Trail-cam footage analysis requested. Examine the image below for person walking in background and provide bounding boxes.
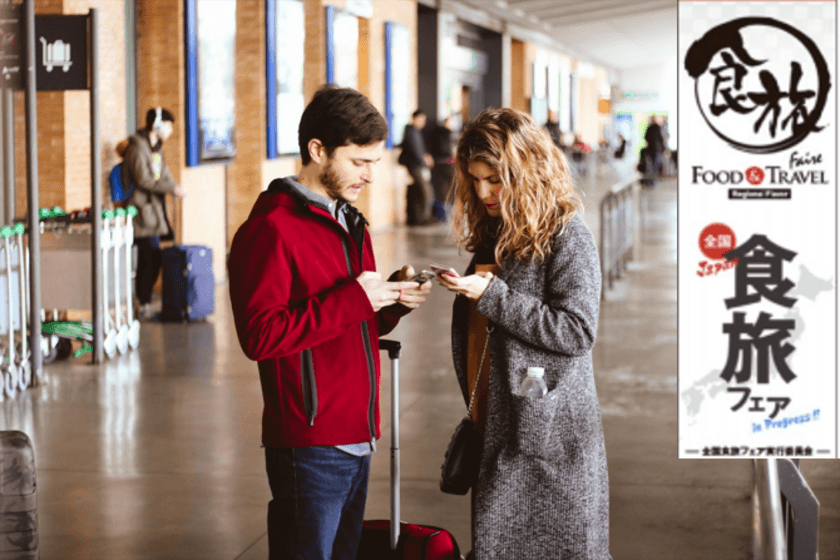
[398,109,436,225]
[427,113,457,222]
[613,133,627,159]
[123,107,184,321]
[643,115,665,176]
[437,108,610,560]
[227,85,432,560]
[543,109,562,149]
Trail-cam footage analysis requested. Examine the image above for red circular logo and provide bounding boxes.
[745,166,765,185]
[699,223,736,260]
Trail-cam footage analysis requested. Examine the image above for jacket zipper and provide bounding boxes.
[300,348,317,426]
[341,237,377,443]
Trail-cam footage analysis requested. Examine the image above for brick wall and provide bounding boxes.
[303,0,328,102]
[226,0,266,247]
[365,0,416,230]
[510,39,527,114]
[180,164,227,284]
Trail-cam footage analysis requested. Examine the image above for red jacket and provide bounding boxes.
[228,178,406,448]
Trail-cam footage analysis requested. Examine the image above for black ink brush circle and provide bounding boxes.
[686,17,831,154]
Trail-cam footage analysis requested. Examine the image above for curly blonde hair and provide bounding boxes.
[449,108,582,264]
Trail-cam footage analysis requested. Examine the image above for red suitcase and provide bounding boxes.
[356,340,461,560]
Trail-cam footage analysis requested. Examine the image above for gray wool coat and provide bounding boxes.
[451,216,609,560]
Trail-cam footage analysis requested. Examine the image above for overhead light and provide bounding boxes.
[494,0,508,8]
[513,8,525,17]
[542,22,551,31]
[528,15,539,24]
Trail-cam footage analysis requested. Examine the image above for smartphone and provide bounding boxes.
[406,270,435,285]
[430,263,460,278]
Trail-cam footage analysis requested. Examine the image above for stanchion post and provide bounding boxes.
[23,0,41,381]
[89,8,103,364]
[2,88,13,225]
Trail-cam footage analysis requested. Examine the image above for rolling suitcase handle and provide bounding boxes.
[379,339,401,551]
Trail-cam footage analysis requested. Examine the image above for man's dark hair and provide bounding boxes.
[412,109,425,119]
[145,108,175,130]
[298,85,389,165]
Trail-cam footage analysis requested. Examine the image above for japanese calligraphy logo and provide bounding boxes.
[685,17,831,154]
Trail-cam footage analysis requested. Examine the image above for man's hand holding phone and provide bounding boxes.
[393,265,433,310]
[356,271,424,312]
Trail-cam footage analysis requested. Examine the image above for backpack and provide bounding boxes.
[109,162,135,203]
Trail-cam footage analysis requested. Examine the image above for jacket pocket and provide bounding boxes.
[511,390,561,458]
[300,349,318,426]
[138,201,156,229]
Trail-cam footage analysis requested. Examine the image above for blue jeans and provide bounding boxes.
[265,446,370,560]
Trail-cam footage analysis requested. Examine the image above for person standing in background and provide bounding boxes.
[543,109,562,149]
[398,110,436,225]
[123,107,184,321]
[427,113,457,222]
[643,115,665,176]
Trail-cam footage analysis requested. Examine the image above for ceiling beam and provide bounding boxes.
[534,0,673,19]
[544,2,674,26]
[503,0,585,10]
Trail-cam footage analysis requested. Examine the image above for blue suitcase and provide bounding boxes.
[161,245,214,321]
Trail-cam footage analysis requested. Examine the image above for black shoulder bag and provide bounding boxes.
[440,325,493,495]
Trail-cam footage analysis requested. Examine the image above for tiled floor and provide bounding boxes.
[1,166,838,559]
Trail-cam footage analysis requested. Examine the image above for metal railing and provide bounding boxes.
[753,458,819,560]
[599,173,641,297]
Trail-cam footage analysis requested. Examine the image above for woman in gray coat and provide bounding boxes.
[437,108,609,560]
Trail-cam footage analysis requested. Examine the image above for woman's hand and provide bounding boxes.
[437,271,493,302]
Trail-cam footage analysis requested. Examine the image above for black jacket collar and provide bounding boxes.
[267,178,370,261]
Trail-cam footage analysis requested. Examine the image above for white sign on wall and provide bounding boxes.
[387,22,411,147]
[344,0,373,19]
[678,1,836,459]
[275,0,305,155]
[333,10,358,90]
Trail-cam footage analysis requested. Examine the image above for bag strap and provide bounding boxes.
[466,324,493,417]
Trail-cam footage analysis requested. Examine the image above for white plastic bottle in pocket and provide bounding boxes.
[519,367,548,398]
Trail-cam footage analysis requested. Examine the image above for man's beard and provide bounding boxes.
[319,159,347,202]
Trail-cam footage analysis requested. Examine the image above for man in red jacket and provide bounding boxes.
[228,85,432,560]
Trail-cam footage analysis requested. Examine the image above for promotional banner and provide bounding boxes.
[678,1,836,458]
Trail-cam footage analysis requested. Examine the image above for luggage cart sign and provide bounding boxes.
[34,15,88,91]
[678,1,837,458]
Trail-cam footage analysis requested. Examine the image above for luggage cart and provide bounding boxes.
[39,206,138,361]
[0,224,34,398]
[111,208,129,355]
[10,224,32,393]
[0,226,19,399]
[100,209,117,359]
[123,206,140,350]
[41,309,73,365]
